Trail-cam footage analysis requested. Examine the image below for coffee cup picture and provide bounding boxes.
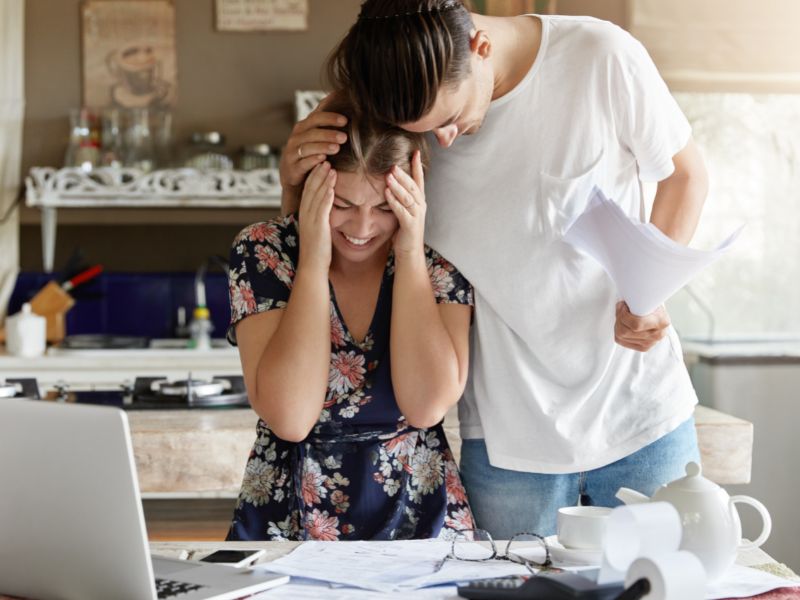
[81,1,177,109]
[106,45,169,108]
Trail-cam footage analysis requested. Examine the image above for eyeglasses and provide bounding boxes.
[437,528,556,574]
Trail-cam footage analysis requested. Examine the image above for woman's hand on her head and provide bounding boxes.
[298,162,336,273]
[385,150,427,260]
[279,100,348,201]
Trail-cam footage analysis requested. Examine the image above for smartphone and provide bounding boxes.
[199,549,266,568]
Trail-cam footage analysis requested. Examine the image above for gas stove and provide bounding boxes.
[0,375,249,410]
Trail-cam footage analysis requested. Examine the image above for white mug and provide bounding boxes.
[557,506,612,549]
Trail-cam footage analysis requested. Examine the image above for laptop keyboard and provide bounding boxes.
[155,577,208,599]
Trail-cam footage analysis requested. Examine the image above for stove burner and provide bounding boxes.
[150,378,230,398]
[133,376,248,408]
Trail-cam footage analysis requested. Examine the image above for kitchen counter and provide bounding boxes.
[0,346,241,387]
[132,404,753,496]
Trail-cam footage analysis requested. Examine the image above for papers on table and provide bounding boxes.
[252,540,528,593]
[250,539,799,599]
[562,186,743,316]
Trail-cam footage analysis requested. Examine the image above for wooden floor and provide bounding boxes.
[143,498,237,541]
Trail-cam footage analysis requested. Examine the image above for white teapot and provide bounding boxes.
[616,462,771,582]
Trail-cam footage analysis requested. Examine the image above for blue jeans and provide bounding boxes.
[459,418,700,539]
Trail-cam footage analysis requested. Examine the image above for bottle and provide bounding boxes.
[188,306,213,350]
[5,303,47,358]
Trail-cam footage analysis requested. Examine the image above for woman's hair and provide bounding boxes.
[327,0,474,126]
[323,94,429,177]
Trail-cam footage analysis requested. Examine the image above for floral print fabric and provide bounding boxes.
[226,215,475,541]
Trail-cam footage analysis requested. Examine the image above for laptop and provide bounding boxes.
[0,399,288,600]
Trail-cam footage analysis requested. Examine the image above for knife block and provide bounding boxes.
[29,281,75,343]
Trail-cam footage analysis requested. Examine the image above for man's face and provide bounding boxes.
[400,58,493,148]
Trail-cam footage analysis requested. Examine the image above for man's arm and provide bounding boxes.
[615,137,709,352]
[649,138,708,244]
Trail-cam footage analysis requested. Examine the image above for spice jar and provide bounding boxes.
[238,144,278,171]
[183,132,233,170]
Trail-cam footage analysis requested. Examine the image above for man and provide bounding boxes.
[280,0,709,538]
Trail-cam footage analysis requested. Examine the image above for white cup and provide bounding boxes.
[557,506,612,550]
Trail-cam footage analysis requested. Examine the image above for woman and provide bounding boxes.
[226,100,475,541]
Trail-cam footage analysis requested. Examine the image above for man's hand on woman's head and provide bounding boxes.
[279,97,348,214]
[614,302,671,352]
[385,150,427,259]
[298,161,336,273]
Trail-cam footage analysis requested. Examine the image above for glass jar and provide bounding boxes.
[238,144,278,171]
[64,108,100,172]
[99,108,123,168]
[183,132,233,170]
[123,107,156,172]
[153,110,174,169]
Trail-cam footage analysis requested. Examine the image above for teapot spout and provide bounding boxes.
[615,487,650,505]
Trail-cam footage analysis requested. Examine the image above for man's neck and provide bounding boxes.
[472,13,543,101]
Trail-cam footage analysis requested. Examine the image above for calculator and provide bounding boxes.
[457,573,625,600]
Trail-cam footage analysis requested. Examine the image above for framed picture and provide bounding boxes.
[82,0,177,109]
[215,0,309,32]
[471,0,556,16]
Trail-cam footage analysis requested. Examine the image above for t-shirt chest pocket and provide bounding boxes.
[537,148,605,241]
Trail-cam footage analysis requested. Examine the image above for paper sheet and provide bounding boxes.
[254,540,528,593]
[562,186,743,316]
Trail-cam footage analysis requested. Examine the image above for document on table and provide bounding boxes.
[253,540,529,593]
[562,186,743,316]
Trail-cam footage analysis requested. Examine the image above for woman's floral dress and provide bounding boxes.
[226,215,476,541]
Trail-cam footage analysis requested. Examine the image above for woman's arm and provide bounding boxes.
[237,163,338,442]
[236,267,330,442]
[385,151,471,428]
[390,261,471,428]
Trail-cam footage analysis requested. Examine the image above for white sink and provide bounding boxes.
[148,338,230,350]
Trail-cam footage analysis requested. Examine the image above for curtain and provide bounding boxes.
[0,0,24,323]
[629,0,800,92]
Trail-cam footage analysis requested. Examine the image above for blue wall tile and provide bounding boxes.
[8,272,232,340]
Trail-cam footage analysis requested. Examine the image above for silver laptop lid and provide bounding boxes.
[0,399,156,600]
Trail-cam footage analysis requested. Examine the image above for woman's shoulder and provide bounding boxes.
[233,214,299,250]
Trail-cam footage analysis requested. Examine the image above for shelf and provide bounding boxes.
[24,167,283,271]
[25,166,282,208]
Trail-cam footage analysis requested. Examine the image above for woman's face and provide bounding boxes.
[329,170,399,264]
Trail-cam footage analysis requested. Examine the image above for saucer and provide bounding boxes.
[545,535,603,566]
[111,80,169,108]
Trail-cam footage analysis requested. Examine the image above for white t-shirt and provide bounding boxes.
[424,15,698,473]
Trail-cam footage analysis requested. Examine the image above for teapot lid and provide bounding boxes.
[665,462,719,493]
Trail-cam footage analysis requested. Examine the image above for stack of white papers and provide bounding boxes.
[253,540,529,594]
[562,187,743,316]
